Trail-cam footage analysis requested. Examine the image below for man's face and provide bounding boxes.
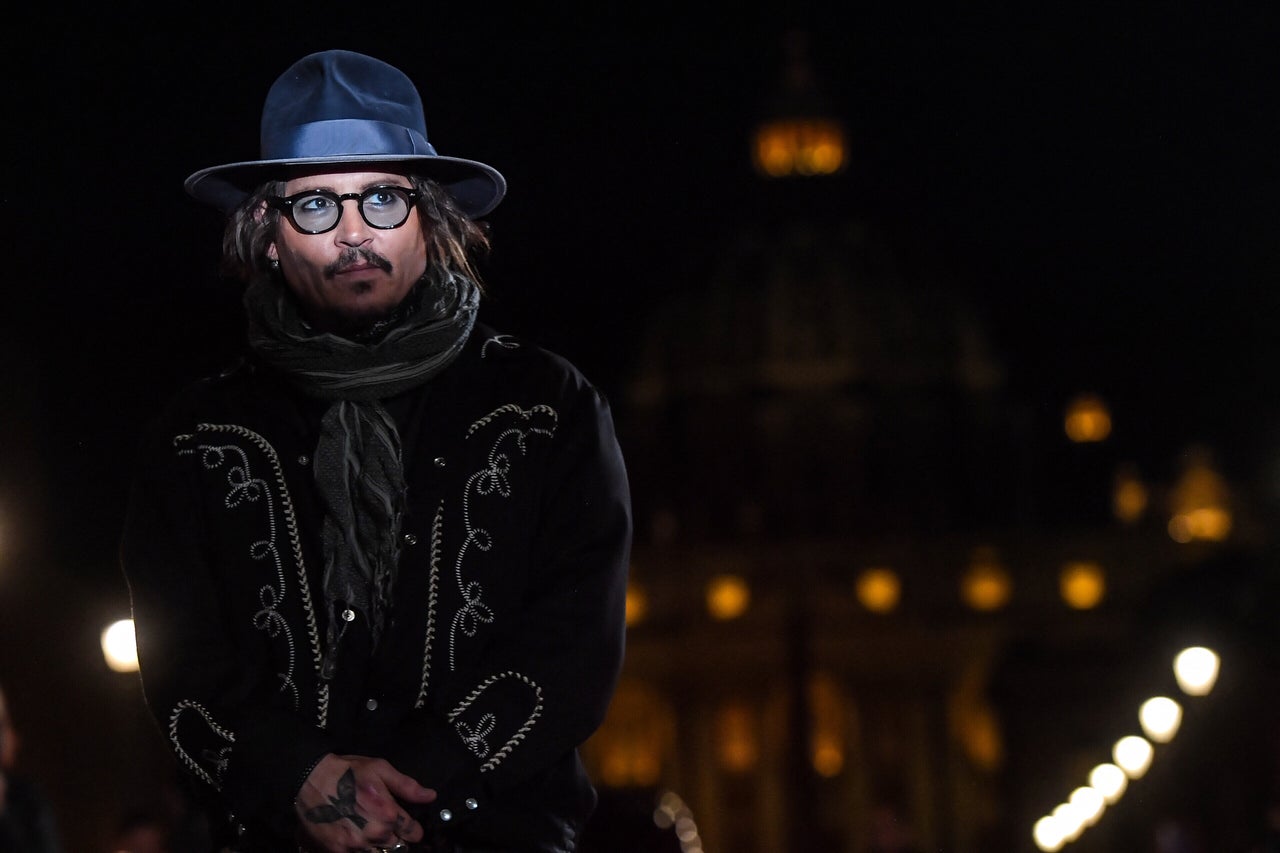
[268,170,428,333]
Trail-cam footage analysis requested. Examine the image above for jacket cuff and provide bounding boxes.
[379,714,490,831]
[222,718,333,838]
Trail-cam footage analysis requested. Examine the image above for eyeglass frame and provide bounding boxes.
[266,185,421,235]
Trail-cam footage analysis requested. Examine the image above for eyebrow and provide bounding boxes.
[293,177,411,194]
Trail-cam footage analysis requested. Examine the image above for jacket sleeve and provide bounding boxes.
[382,377,632,833]
[120,405,334,839]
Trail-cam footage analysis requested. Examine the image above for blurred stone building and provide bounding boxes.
[577,36,1276,853]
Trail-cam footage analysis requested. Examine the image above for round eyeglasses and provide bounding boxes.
[267,185,420,234]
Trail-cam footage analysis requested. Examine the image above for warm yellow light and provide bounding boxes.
[1033,815,1066,852]
[625,583,648,627]
[716,696,752,768]
[1070,785,1106,826]
[1112,465,1149,523]
[808,674,847,776]
[1113,735,1154,778]
[958,706,1003,770]
[1168,507,1232,543]
[101,619,139,673]
[633,752,661,785]
[587,681,673,788]
[1168,448,1232,542]
[855,567,901,613]
[1052,802,1085,842]
[1064,393,1111,442]
[1089,763,1128,804]
[705,574,750,620]
[1138,696,1182,743]
[960,549,1011,611]
[752,118,846,178]
[715,703,759,772]
[1174,646,1220,696]
[812,738,844,777]
[1059,561,1105,610]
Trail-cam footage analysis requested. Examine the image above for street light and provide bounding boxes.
[1088,762,1128,804]
[1139,696,1182,743]
[1069,785,1105,826]
[1112,735,1154,778]
[1173,646,1219,696]
[101,619,139,673]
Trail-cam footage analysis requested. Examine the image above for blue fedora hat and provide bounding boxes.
[184,50,506,217]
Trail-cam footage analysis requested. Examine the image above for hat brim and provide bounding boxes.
[184,154,506,218]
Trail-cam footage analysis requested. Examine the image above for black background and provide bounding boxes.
[1,5,1279,849]
[4,3,1279,583]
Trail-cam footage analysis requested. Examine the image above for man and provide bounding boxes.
[121,50,632,853]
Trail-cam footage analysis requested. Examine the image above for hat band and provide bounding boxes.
[263,118,438,160]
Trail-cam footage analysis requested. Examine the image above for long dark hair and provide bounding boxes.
[220,175,492,289]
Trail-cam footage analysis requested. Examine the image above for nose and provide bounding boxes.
[334,198,374,246]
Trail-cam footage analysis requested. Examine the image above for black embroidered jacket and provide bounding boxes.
[121,325,632,850]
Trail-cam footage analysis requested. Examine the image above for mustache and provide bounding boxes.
[324,247,393,278]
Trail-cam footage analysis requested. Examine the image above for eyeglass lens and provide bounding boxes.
[289,187,413,232]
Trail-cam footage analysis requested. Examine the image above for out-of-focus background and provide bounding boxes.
[2,5,1278,852]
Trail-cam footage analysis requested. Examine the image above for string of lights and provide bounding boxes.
[1031,646,1221,850]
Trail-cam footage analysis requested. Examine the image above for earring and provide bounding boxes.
[269,259,280,271]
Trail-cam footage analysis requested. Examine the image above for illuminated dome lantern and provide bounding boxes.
[855,566,901,613]
[961,547,1012,611]
[625,581,649,627]
[1112,463,1149,524]
[1064,393,1111,442]
[1167,446,1232,543]
[1059,561,1106,610]
[808,673,850,777]
[715,702,760,772]
[706,573,751,620]
[752,31,846,179]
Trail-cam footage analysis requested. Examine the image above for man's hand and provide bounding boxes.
[295,754,435,852]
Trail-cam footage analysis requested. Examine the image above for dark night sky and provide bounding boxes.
[4,4,1280,582]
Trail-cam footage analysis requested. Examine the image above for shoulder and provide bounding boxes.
[460,324,606,405]
[134,356,291,453]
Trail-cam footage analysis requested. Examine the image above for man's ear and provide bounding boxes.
[267,243,279,262]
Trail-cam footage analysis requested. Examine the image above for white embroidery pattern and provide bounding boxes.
[450,405,558,671]
[175,425,326,726]
[448,671,543,772]
[169,700,235,790]
[415,501,444,709]
[456,713,497,758]
[480,334,521,358]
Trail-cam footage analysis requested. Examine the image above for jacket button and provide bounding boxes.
[341,608,356,622]
[433,456,447,468]
[365,698,378,711]
[465,797,478,810]
[403,532,418,546]
[439,809,453,822]
[297,455,309,466]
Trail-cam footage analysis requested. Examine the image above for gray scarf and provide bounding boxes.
[243,269,479,680]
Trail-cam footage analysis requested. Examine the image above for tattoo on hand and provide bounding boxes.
[303,768,368,829]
